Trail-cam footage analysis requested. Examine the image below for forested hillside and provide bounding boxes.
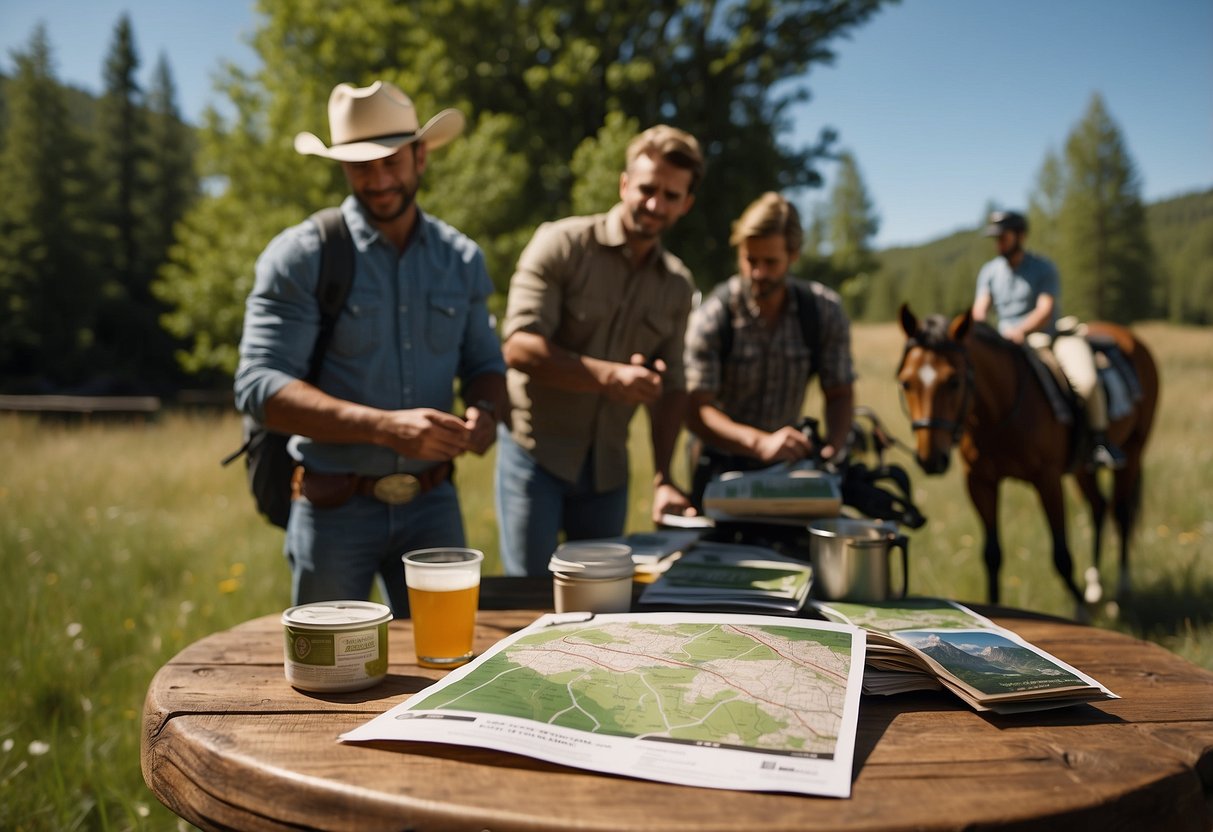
[1,6,1210,399]
[868,187,1213,323]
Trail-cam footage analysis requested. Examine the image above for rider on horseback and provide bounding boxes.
[971,210,1126,470]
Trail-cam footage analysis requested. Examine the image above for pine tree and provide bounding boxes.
[0,25,96,389]
[1053,94,1154,323]
[143,54,197,270]
[826,151,881,318]
[94,15,145,293]
[1028,148,1064,257]
[92,15,190,390]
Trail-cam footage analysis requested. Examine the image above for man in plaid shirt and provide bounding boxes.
[683,192,856,507]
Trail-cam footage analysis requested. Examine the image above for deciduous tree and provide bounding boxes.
[155,0,898,375]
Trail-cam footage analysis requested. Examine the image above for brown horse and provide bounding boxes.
[896,304,1159,613]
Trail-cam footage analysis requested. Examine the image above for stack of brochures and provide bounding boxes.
[702,461,842,520]
[605,529,705,579]
[811,598,1117,714]
[638,542,813,614]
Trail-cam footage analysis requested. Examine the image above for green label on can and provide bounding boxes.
[285,627,336,666]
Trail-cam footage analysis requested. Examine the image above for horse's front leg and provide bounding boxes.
[1034,475,1086,616]
[1073,469,1107,604]
[966,469,1002,604]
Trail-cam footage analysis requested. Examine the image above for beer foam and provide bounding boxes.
[405,564,479,592]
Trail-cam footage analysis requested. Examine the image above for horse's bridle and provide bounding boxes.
[897,338,974,445]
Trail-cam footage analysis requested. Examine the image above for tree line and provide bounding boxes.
[802,93,1213,327]
[0,18,197,394]
[3,2,1210,396]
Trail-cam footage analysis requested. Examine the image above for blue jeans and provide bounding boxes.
[284,481,465,617]
[495,425,629,576]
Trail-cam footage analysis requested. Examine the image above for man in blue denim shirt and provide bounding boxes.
[234,81,506,615]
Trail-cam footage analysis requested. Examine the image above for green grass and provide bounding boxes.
[1,321,1209,830]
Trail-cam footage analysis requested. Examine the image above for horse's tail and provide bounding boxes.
[1130,467,1144,536]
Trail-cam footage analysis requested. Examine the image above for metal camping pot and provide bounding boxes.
[807,518,909,602]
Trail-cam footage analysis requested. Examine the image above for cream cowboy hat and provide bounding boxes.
[294,80,465,162]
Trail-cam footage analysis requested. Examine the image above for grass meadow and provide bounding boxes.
[1,321,1210,830]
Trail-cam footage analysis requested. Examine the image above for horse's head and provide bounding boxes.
[897,304,974,475]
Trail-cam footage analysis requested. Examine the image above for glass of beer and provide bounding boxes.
[402,547,483,669]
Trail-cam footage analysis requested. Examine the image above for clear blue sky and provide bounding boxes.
[2,0,1210,248]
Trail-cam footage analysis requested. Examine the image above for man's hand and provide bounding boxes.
[463,404,497,455]
[754,425,814,463]
[603,353,664,405]
[653,480,697,524]
[378,408,473,460]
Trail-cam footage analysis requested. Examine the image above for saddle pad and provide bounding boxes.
[1092,340,1142,422]
[1022,346,1074,425]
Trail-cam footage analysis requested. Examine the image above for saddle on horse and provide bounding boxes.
[1020,319,1143,453]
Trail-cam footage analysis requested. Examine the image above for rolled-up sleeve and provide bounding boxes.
[233,223,323,422]
[502,222,567,341]
[458,247,508,385]
[684,292,727,394]
[814,286,857,392]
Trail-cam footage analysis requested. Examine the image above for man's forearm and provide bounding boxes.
[263,380,385,445]
[503,331,610,393]
[688,398,763,458]
[649,389,688,482]
[1018,294,1055,335]
[823,386,855,452]
[462,372,507,417]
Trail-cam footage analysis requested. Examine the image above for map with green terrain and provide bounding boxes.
[410,620,855,757]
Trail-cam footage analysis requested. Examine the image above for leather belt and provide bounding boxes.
[292,463,453,508]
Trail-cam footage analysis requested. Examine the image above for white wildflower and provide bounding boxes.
[28,740,50,756]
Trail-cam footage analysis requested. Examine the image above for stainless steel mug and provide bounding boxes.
[807,518,909,602]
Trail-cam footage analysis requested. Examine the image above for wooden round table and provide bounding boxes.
[142,579,1213,831]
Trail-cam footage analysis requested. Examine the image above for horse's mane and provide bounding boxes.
[913,315,1021,358]
[969,322,1033,367]
[914,314,954,348]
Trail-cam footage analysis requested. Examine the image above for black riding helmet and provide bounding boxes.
[982,210,1028,236]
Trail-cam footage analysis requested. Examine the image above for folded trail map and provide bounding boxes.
[342,611,867,797]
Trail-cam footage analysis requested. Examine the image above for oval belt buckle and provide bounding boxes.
[372,473,421,505]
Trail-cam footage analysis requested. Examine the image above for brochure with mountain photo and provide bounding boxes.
[812,598,1116,713]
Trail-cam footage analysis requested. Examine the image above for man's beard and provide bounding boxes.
[627,208,667,239]
[358,185,416,223]
[747,277,786,301]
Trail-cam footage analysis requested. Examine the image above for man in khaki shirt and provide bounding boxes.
[496,125,703,576]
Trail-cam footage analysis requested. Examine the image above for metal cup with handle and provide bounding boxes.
[807,518,909,602]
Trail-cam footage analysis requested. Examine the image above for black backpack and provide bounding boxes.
[222,207,355,528]
[708,278,821,380]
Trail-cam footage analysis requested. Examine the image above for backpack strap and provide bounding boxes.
[791,281,821,381]
[306,206,355,382]
[709,278,821,380]
[221,207,354,469]
[707,281,735,364]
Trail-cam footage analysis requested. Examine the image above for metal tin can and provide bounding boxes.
[548,542,634,614]
[281,601,392,692]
